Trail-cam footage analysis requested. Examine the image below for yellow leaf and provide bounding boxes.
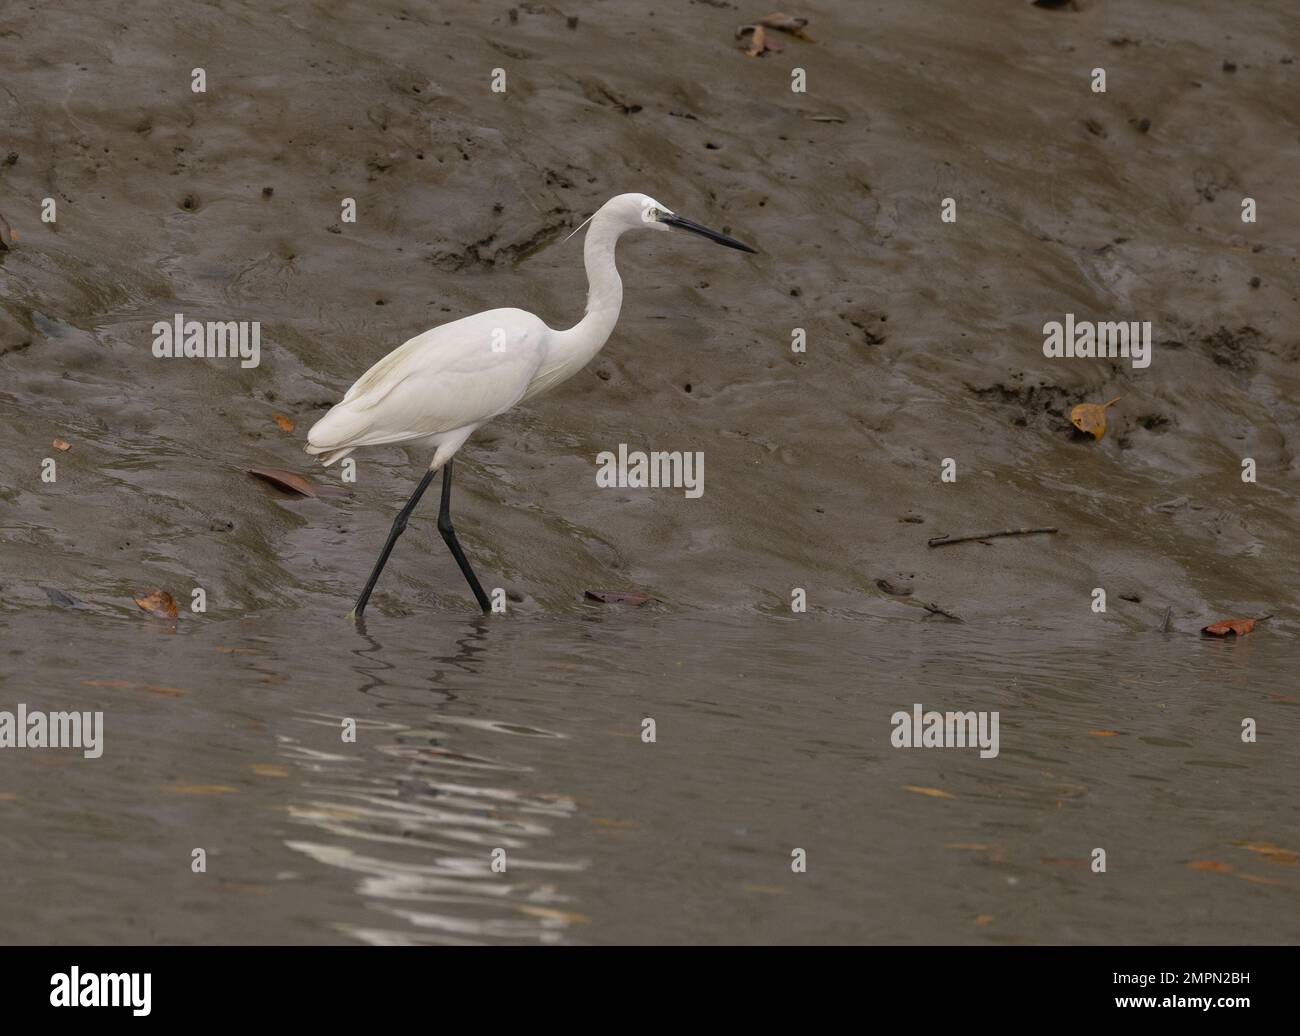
[273,414,295,433]
[1070,396,1121,440]
[1088,729,1120,737]
[903,785,955,799]
[251,764,290,778]
[163,784,239,795]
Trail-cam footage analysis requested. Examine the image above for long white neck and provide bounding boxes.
[550,211,625,371]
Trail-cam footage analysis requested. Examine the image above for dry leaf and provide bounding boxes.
[1088,729,1120,737]
[1201,617,1265,637]
[162,784,239,795]
[1070,396,1121,440]
[745,24,770,56]
[273,414,295,433]
[1233,841,1299,864]
[251,764,290,778]
[758,12,815,40]
[1188,860,1234,873]
[52,437,71,451]
[742,884,786,895]
[1236,873,1283,886]
[974,914,995,926]
[584,589,652,606]
[134,589,179,619]
[903,785,955,799]
[248,466,317,497]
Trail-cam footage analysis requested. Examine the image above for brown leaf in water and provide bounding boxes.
[272,413,295,433]
[1187,860,1235,873]
[903,785,955,799]
[133,588,179,619]
[1070,396,1121,440]
[1200,617,1262,637]
[248,466,317,497]
[584,589,652,606]
[52,437,71,452]
[974,914,995,926]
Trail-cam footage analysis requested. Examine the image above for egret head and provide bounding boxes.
[604,193,758,253]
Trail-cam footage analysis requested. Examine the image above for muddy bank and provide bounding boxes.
[1,0,1297,627]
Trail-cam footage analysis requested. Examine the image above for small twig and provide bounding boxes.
[927,527,1059,547]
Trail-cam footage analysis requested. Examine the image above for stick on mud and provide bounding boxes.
[927,527,1059,547]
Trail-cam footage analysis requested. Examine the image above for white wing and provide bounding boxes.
[307,308,550,453]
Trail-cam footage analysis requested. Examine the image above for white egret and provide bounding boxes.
[306,192,757,617]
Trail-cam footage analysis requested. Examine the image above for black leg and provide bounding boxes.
[437,459,491,612]
[350,467,438,620]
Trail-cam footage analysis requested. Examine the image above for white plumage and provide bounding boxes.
[303,191,756,616]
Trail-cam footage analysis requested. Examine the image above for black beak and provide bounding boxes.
[661,214,758,254]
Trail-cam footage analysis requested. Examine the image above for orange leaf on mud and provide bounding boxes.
[248,466,317,497]
[1201,617,1266,637]
[52,437,71,451]
[903,785,955,799]
[133,589,178,619]
[273,414,295,433]
[1233,841,1299,864]
[1070,396,1121,440]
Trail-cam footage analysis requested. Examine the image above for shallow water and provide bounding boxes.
[1,607,1295,945]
